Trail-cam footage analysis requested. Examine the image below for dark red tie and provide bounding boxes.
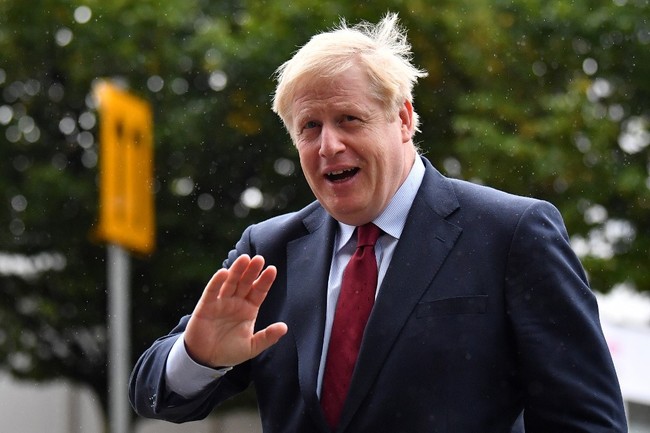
[321,223,382,429]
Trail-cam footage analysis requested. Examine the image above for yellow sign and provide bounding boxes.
[94,81,155,255]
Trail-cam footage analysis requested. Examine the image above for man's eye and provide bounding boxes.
[304,121,319,129]
[341,115,358,123]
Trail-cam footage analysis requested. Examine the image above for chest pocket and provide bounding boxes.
[416,295,488,318]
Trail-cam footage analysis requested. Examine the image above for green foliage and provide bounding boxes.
[446,0,650,292]
[1,0,648,418]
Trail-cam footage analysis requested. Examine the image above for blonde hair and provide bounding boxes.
[272,12,428,133]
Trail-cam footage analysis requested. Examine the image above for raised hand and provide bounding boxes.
[183,254,288,368]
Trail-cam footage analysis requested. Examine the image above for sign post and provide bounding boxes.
[94,81,155,433]
[106,243,131,433]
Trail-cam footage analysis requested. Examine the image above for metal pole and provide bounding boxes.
[107,243,131,433]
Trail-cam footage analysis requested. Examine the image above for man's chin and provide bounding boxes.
[324,203,376,226]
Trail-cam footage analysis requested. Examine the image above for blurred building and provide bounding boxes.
[0,371,261,433]
[598,285,650,433]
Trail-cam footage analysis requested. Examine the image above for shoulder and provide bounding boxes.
[448,177,539,212]
[423,161,553,216]
[443,178,569,247]
[420,166,565,239]
[226,201,330,260]
[459,178,560,217]
[418,156,550,222]
[249,200,327,239]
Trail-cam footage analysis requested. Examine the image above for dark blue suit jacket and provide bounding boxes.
[129,157,627,432]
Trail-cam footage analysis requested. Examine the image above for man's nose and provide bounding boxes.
[318,125,345,158]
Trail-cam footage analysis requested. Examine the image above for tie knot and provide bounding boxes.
[356,223,381,248]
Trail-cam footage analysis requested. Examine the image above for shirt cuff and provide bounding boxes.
[164,333,233,399]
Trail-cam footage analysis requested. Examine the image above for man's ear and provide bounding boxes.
[399,100,415,142]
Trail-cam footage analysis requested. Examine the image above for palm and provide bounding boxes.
[184,255,288,367]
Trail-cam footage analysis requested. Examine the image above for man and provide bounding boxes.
[129,13,627,432]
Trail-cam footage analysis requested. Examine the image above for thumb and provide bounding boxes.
[250,322,288,357]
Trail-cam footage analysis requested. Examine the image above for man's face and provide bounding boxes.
[290,63,416,226]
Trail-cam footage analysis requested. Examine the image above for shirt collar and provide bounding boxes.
[335,156,425,252]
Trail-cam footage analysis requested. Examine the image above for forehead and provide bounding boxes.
[291,66,377,116]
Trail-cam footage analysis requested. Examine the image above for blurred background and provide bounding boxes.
[1,0,649,432]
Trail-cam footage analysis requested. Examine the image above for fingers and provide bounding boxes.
[233,255,267,299]
[247,265,277,306]
[193,268,228,317]
[250,322,288,358]
[214,254,250,298]
[204,267,229,296]
[213,254,258,298]
[208,255,275,303]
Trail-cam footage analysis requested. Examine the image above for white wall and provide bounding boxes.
[0,372,103,433]
[602,322,650,407]
[0,371,261,433]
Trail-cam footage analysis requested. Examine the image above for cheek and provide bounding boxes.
[298,150,318,178]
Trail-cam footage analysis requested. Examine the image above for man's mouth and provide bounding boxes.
[326,167,359,182]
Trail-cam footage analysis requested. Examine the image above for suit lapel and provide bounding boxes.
[286,207,336,430]
[338,161,463,431]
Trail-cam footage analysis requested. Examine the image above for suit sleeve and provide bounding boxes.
[128,227,256,422]
[505,200,627,432]
[128,315,252,423]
